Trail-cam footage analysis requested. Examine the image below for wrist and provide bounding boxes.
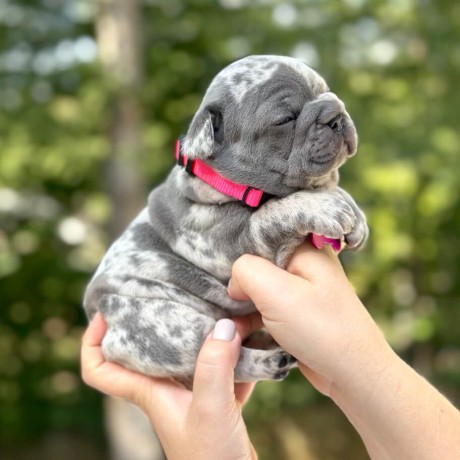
[329,327,398,412]
[330,344,460,460]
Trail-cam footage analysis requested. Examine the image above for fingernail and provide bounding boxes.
[213,319,236,341]
[227,278,233,293]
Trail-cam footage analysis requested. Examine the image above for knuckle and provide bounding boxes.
[81,369,90,385]
[232,253,252,276]
[198,345,226,370]
[81,367,95,387]
[193,397,220,420]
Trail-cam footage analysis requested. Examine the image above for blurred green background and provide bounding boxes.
[1,0,460,459]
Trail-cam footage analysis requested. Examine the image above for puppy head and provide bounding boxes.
[183,55,357,195]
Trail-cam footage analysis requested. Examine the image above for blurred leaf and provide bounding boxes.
[1,0,460,457]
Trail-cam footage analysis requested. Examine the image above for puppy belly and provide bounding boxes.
[97,290,298,385]
[100,293,221,380]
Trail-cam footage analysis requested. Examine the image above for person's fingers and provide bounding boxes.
[81,312,106,349]
[80,314,161,402]
[234,382,257,405]
[228,242,348,308]
[228,254,300,301]
[141,316,261,431]
[228,254,306,315]
[81,314,259,432]
[192,319,241,417]
[286,242,346,282]
[233,312,264,340]
[80,313,136,397]
[133,314,263,428]
[80,313,109,384]
[135,375,193,431]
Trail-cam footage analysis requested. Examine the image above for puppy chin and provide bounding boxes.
[312,146,349,167]
[284,164,339,190]
[306,161,337,178]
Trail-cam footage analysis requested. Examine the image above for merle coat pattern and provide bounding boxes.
[84,55,369,387]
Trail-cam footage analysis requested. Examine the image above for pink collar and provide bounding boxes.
[175,139,341,251]
[175,138,270,208]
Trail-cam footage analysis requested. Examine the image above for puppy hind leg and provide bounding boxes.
[99,294,216,383]
[234,346,297,382]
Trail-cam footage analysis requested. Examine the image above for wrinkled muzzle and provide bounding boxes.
[315,92,357,157]
[281,92,358,190]
[287,92,357,181]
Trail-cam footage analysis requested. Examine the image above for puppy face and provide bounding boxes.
[183,55,357,196]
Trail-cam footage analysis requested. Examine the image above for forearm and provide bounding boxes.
[332,347,460,460]
[229,248,460,459]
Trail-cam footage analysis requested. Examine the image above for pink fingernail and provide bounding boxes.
[311,233,341,252]
[213,319,236,341]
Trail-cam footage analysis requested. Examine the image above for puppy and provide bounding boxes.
[83,55,368,387]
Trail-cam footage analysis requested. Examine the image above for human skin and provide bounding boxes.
[82,243,460,460]
[228,244,460,460]
[81,312,260,460]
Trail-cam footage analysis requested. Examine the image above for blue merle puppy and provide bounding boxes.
[83,55,368,388]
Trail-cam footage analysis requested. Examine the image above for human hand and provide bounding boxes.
[228,242,394,398]
[81,313,260,460]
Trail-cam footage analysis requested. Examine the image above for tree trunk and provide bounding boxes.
[96,1,165,459]
[97,0,146,236]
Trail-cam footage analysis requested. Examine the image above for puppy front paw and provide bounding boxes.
[345,212,369,250]
[305,192,356,239]
[323,187,369,251]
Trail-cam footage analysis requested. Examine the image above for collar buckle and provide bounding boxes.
[174,137,271,208]
[176,138,195,176]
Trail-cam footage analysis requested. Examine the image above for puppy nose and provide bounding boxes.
[315,93,345,126]
[326,114,343,132]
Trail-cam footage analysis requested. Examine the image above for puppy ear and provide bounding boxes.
[183,108,222,159]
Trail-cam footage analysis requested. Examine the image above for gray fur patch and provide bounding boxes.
[84,54,368,387]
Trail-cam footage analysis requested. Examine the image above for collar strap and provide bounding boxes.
[175,138,270,208]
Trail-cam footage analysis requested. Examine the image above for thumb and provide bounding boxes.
[228,254,305,316]
[192,319,241,415]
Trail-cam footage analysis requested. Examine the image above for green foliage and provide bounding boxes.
[1,0,460,456]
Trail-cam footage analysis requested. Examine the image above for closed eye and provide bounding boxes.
[275,116,296,126]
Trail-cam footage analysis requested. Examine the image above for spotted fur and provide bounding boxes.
[84,55,369,387]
